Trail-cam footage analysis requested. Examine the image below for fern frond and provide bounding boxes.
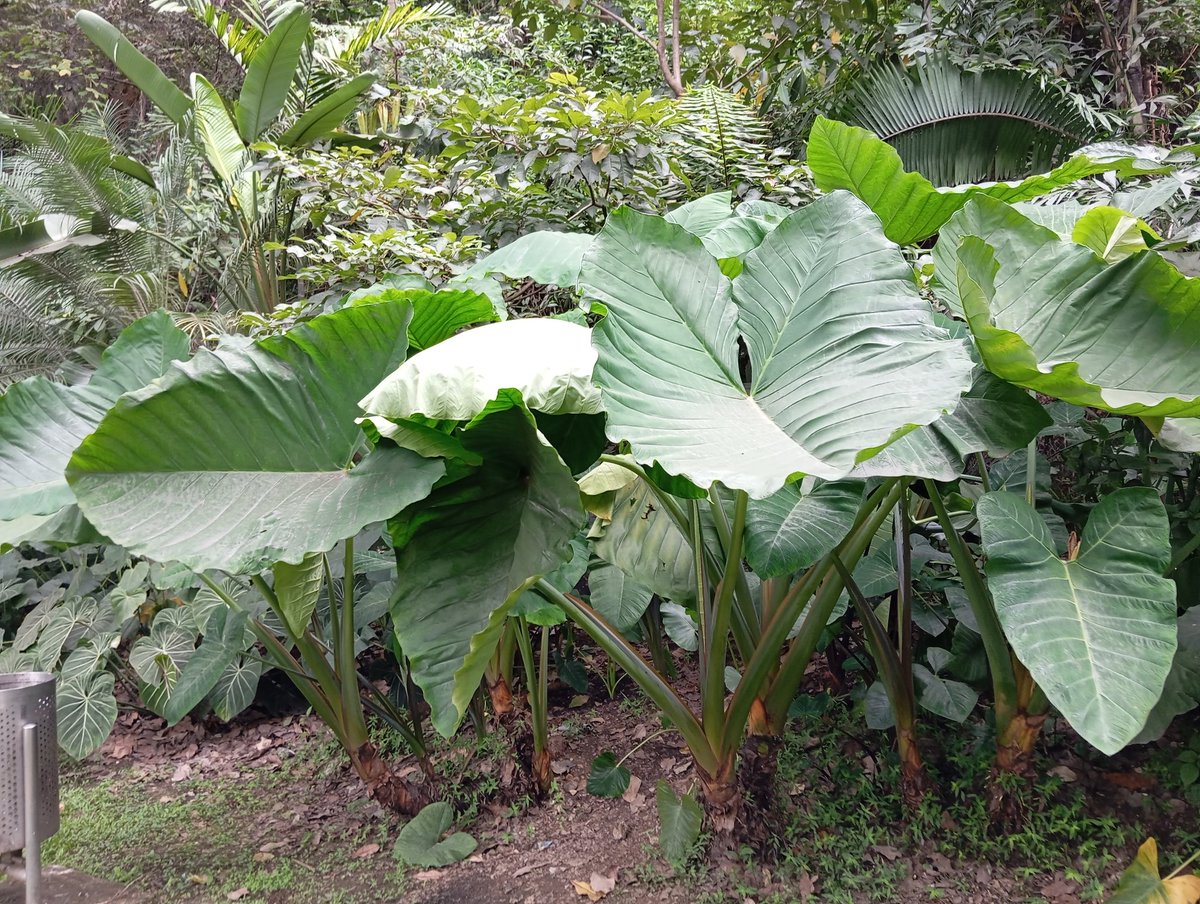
[676,87,773,193]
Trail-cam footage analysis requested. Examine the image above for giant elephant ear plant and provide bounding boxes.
[376,189,979,840]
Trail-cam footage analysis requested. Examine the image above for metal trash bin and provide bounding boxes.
[0,672,59,904]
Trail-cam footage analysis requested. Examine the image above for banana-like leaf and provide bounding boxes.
[977,488,1177,754]
[0,310,189,522]
[192,74,253,211]
[807,118,1129,245]
[581,194,973,498]
[67,302,445,575]
[389,396,583,736]
[361,318,601,422]
[236,2,310,142]
[947,200,1200,417]
[278,74,375,148]
[75,12,191,123]
[57,671,118,759]
[463,232,595,288]
[744,481,862,578]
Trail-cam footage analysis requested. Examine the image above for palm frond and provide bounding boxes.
[840,56,1098,185]
[676,87,774,193]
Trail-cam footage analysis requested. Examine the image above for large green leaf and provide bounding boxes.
[393,802,477,867]
[273,553,325,636]
[743,481,862,578]
[581,194,973,498]
[277,74,375,147]
[852,319,1051,480]
[977,488,1177,754]
[236,2,310,142]
[67,302,445,575]
[192,74,253,210]
[75,12,191,123]
[664,191,734,237]
[947,200,1200,417]
[463,231,595,288]
[587,560,653,631]
[346,287,498,351]
[162,607,249,725]
[655,780,703,864]
[361,318,602,422]
[0,310,189,522]
[57,671,118,759]
[807,117,1130,245]
[1134,608,1200,744]
[389,397,583,736]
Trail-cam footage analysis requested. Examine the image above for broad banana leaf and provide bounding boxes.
[807,118,1141,246]
[75,12,191,124]
[278,74,375,148]
[580,192,974,498]
[361,318,602,421]
[388,395,583,735]
[977,488,1177,754]
[192,74,254,212]
[947,199,1200,417]
[67,301,445,574]
[0,310,189,523]
[236,2,310,142]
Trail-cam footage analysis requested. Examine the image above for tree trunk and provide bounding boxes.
[486,673,514,719]
[989,711,1046,827]
[532,748,553,799]
[896,725,932,811]
[351,741,429,816]
[696,758,740,849]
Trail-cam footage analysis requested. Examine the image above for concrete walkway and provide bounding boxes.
[1,865,137,903]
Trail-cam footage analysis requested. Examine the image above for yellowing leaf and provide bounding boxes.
[572,871,616,900]
[1108,839,1200,904]
[829,28,842,44]
[591,144,610,164]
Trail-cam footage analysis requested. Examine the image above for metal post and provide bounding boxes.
[23,723,40,904]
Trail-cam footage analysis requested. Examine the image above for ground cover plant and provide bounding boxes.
[1,0,1200,900]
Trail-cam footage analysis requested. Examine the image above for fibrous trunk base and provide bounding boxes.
[352,741,429,816]
[897,726,932,811]
[989,712,1045,828]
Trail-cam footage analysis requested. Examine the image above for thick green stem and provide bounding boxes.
[706,486,760,661]
[759,478,908,732]
[924,481,1019,728]
[703,488,748,752]
[339,539,369,745]
[513,618,546,758]
[1169,529,1200,575]
[539,580,718,775]
[202,574,345,743]
[690,499,711,681]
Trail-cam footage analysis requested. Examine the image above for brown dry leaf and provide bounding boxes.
[621,775,642,802]
[612,823,628,841]
[188,874,212,885]
[569,694,590,708]
[573,871,617,901]
[1048,765,1078,782]
[252,851,274,863]
[171,764,192,783]
[413,869,445,881]
[227,889,250,901]
[353,843,380,859]
[1041,876,1077,897]
[797,872,816,899]
[1104,771,1158,792]
[871,845,901,862]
